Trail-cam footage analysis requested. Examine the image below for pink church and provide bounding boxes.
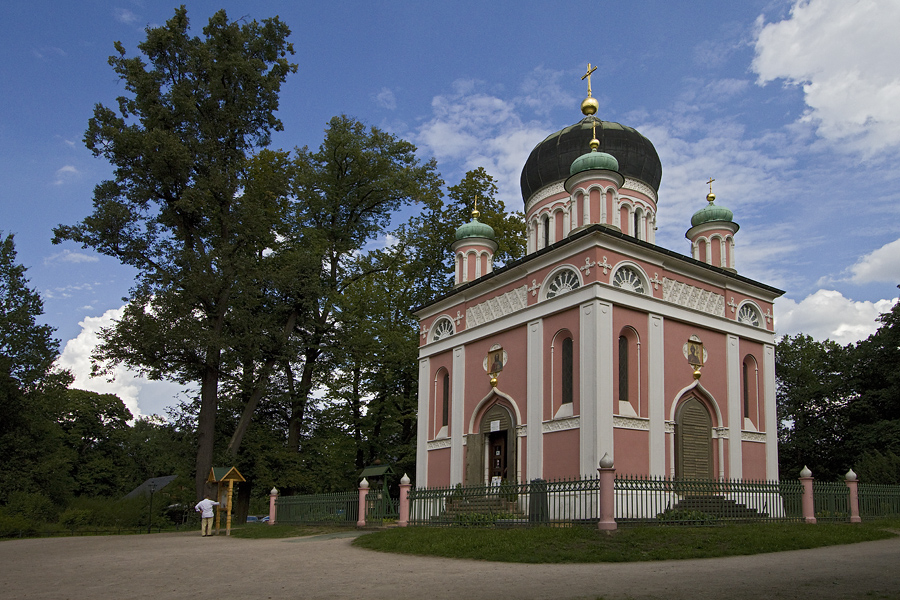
[414,80,783,488]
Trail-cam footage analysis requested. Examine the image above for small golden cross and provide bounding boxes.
[582,63,598,97]
[706,177,715,193]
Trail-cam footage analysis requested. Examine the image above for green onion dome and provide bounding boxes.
[690,193,734,226]
[454,218,496,241]
[569,148,619,175]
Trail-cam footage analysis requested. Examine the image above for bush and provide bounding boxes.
[0,508,37,538]
[5,491,58,524]
[58,508,91,530]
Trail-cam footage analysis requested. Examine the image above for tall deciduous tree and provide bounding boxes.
[281,115,442,452]
[0,233,74,505]
[53,7,297,498]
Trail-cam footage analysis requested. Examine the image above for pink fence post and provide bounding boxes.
[398,474,411,527]
[597,453,617,532]
[268,487,278,525]
[845,469,861,523]
[800,466,817,524]
[357,478,369,527]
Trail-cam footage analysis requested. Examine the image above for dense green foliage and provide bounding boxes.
[777,292,900,482]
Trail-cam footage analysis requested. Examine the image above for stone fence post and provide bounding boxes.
[357,478,370,527]
[398,473,411,527]
[268,487,278,525]
[800,466,816,524]
[845,469,861,523]
[597,453,617,532]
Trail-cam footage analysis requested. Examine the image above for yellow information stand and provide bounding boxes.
[207,466,245,536]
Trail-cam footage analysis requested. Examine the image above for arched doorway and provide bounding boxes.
[466,402,518,485]
[675,397,713,479]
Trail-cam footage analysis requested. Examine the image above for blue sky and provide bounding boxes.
[2,0,899,418]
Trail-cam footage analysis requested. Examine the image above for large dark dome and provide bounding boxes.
[520,116,662,202]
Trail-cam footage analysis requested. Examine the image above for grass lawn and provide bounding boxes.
[351,520,900,563]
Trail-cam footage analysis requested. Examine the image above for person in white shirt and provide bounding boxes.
[194,496,220,537]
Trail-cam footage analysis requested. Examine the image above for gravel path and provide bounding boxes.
[2,529,899,599]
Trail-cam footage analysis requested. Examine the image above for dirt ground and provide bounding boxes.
[2,529,900,600]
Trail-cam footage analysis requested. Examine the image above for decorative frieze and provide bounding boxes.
[741,431,767,443]
[613,416,650,430]
[516,424,528,438]
[664,421,675,434]
[623,178,657,203]
[542,416,581,433]
[427,438,451,451]
[662,278,725,317]
[466,285,529,327]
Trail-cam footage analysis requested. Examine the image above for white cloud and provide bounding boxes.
[775,289,897,344]
[53,165,79,185]
[33,46,66,61]
[44,249,99,265]
[375,88,397,110]
[847,237,900,284]
[752,0,900,155]
[414,74,556,210]
[57,308,187,419]
[114,8,139,25]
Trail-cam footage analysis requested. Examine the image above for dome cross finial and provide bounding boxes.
[706,177,716,203]
[472,193,480,219]
[580,62,600,117]
[581,63,598,97]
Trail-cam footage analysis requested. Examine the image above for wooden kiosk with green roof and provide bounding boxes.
[207,466,245,536]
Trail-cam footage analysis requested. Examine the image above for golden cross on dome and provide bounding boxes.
[472,193,480,218]
[581,63,598,97]
[706,177,715,193]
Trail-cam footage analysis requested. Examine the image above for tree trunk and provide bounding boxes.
[287,346,320,451]
[195,361,220,500]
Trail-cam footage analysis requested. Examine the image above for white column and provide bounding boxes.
[583,189,590,227]
[450,346,465,485]
[563,205,570,237]
[580,299,614,476]
[726,334,742,479]
[763,343,778,480]
[474,251,482,279]
[416,357,431,487]
[526,319,543,481]
[548,213,556,244]
[648,314,666,476]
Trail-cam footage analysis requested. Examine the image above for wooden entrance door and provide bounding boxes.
[676,397,713,479]
[488,431,508,481]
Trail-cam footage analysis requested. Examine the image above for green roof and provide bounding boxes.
[569,149,619,175]
[691,201,734,227]
[455,218,495,241]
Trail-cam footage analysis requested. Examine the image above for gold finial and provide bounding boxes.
[706,177,716,203]
[581,63,600,116]
[472,194,480,219]
[582,63,597,97]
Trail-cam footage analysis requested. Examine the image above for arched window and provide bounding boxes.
[562,337,573,405]
[442,372,450,428]
[612,266,646,294]
[633,209,642,240]
[742,355,760,429]
[542,214,550,248]
[616,327,640,416]
[545,268,581,299]
[737,303,762,328]
[431,317,454,342]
